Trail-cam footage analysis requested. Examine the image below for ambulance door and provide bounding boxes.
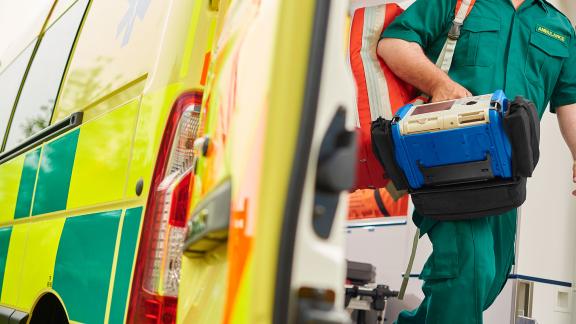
[269,0,356,322]
[179,0,356,322]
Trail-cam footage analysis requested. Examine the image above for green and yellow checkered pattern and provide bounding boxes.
[0,99,144,323]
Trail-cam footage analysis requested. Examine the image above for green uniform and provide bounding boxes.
[381,0,576,322]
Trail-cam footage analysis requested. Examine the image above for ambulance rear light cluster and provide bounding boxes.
[127,92,202,324]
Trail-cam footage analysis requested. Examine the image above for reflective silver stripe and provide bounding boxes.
[455,0,473,24]
[437,37,458,73]
[361,5,393,120]
[349,47,362,128]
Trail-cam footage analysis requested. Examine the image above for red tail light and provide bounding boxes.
[169,172,192,228]
[127,92,202,324]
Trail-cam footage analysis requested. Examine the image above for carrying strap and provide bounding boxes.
[436,0,476,73]
[398,228,420,300]
[399,0,476,298]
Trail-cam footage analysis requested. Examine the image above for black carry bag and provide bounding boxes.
[371,96,540,221]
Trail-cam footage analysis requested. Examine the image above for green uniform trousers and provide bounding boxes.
[397,210,517,324]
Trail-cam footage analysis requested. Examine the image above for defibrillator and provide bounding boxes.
[391,90,512,189]
[370,91,540,221]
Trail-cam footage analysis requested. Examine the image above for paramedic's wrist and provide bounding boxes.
[429,79,472,102]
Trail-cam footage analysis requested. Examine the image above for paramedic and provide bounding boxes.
[377,0,576,322]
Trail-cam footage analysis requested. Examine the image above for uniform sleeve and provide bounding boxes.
[551,31,576,113]
[380,0,456,49]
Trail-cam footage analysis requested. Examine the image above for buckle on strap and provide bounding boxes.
[448,21,463,40]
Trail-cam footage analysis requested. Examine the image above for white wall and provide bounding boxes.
[515,111,576,324]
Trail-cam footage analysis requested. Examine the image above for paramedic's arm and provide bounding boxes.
[552,32,576,196]
[377,39,471,102]
[556,105,576,196]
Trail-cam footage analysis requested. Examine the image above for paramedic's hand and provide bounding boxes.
[430,80,472,102]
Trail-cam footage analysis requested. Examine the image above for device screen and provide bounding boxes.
[411,100,455,116]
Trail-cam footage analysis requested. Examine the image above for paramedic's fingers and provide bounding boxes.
[429,81,472,102]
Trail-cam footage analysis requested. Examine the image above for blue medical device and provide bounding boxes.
[391,90,512,189]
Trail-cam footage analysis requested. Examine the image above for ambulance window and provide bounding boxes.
[0,44,35,149]
[4,0,89,150]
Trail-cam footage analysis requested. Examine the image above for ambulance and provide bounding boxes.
[0,0,365,322]
[0,0,219,322]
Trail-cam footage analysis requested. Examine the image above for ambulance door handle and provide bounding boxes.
[183,179,231,257]
[316,108,357,193]
[313,108,356,239]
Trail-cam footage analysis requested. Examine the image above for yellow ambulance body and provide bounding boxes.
[0,0,219,322]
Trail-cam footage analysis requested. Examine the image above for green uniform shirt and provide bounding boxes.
[381,0,576,234]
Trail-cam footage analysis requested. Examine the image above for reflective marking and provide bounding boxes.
[17,218,65,310]
[14,149,41,219]
[361,6,391,120]
[53,210,120,323]
[32,130,79,216]
[67,100,138,210]
[1,224,28,305]
[0,156,25,224]
[0,228,12,299]
[109,207,142,324]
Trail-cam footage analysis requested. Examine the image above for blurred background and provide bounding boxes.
[1,0,575,64]
[0,0,54,67]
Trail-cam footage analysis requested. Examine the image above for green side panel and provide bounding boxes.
[14,149,41,218]
[32,129,79,216]
[0,227,12,299]
[53,210,121,324]
[109,207,143,324]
